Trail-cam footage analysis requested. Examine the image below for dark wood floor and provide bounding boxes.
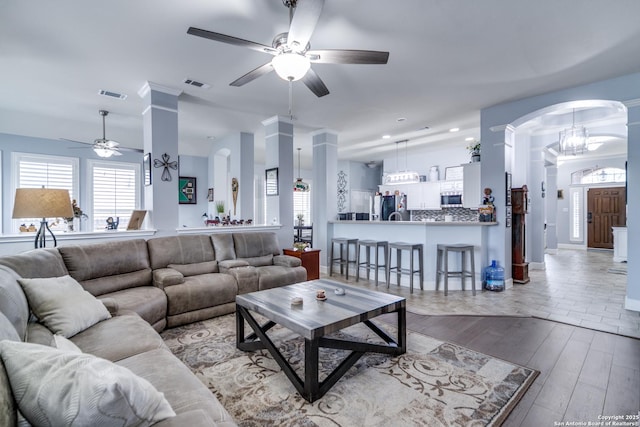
[389,312,640,426]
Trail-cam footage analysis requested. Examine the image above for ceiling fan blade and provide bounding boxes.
[307,49,389,64]
[187,27,278,55]
[230,62,274,87]
[60,138,93,146]
[117,146,143,154]
[287,0,325,51]
[302,68,329,97]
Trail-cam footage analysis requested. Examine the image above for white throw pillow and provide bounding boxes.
[17,275,111,338]
[0,340,176,427]
[53,334,82,353]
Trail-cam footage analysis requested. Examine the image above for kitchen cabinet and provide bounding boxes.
[406,182,441,210]
[462,162,481,208]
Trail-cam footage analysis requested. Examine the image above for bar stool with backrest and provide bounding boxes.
[387,242,424,293]
[435,243,476,296]
[355,240,389,286]
[329,237,359,280]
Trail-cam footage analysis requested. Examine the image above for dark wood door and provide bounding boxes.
[587,187,626,249]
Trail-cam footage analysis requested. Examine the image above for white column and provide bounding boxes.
[312,129,338,269]
[138,82,182,236]
[625,101,640,311]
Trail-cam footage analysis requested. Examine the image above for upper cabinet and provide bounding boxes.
[462,162,481,208]
[406,182,441,210]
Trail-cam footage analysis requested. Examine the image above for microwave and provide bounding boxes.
[441,193,463,207]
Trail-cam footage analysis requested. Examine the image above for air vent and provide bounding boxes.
[183,78,210,89]
[98,89,127,100]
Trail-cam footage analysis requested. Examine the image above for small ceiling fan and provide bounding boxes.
[187,0,389,97]
[61,110,142,158]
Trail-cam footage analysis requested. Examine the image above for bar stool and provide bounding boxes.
[329,237,359,280]
[435,244,476,296]
[387,242,424,293]
[356,240,389,286]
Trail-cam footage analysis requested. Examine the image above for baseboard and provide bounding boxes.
[545,248,558,255]
[625,296,640,313]
[529,262,545,270]
[558,243,586,250]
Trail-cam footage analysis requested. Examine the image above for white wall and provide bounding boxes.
[177,155,209,228]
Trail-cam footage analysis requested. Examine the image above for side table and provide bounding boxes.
[283,248,321,280]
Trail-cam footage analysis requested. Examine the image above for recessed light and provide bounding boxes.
[449,128,460,132]
[382,135,391,139]
[465,137,475,141]
[396,118,407,122]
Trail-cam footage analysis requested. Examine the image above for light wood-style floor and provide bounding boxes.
[326,248,640,425]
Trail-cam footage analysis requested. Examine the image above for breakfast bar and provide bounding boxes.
[328,220,498,291]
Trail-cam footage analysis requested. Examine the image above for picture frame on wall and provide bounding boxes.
[506,205,512,227]
[505,172,512,206]
[143,153,152,186]
[266,168,278,196]
[208,188,214,202]
[179,176,197,204]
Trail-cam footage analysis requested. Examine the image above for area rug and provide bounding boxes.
[161,314,538,426]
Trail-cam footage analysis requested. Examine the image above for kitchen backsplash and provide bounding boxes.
[411,207,479,222]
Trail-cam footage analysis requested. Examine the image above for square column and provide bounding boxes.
[138,82,182,235]
[311,130,338,268]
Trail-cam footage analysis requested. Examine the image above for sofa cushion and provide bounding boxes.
[168,260,218,276]
[232,232,281,259]
[58,239,152,294]
[256,265,308,291]
[0,248,68,279]
[17,275,111,338]
[0,340,175,427]
[147,235,215,270]
[0,266,29,341]
[243,254,274,267]
[210,233,236,260]
[98,287,167,333]
[164,274,238,316]
[0,312,19,343]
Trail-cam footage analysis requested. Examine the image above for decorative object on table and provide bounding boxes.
[105,216,119,230]
[232,178,239,215]
[202,212,209,225]
[153,153,178,182]
[315,289,326,300]
[293,148,310,192]
[63,199,88,232]
[293,242,308,251]
[207,188,214,202]
[143,153,152,186]
[296,213,304,226]
[429,165,439,182]
[265,168,278,196]
[126,210,147,230]
[178,177,197,204]
[467,140,481,162]
[483,187,494,206]
[12,188,73,248]
[478,205,495,222]
[334,287,345,295]
[290,296,303,306]
[215,201,225,217]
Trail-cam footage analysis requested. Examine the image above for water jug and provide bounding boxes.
[484,260,505,291]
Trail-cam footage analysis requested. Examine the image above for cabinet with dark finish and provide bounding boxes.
[283,249,321,281]
[511,187,530,284]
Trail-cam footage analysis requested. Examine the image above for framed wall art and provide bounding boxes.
[179,176,197,204]
[505,172,512,206]
[266,168,278,196]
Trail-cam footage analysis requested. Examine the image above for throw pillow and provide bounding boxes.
[0,340,175,427]
[53,334,82,353]
[17,275,111,338]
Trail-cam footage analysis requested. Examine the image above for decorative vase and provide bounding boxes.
[471,153,481,163]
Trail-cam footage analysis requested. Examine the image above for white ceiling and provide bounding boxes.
[2,0,640,169]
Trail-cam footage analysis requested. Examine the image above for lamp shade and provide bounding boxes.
[12,188,73,219]
[271,53,311,81]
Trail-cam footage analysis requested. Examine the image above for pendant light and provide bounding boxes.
[294,147,309,192]
[383,139,420,184]
[559,109,589,156]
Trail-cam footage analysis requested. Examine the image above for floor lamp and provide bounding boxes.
[12,188,73,248]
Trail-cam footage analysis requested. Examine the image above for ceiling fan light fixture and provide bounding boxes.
[272,52,310,81]
[94,147,115,158]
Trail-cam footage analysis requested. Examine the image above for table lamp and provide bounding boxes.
[12,188,73,248]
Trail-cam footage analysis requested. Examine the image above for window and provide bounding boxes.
[569,187,583,242]
[293,190,311,225]
[88,160,140,231]
[571,167,626,185]
[11,153,79,232]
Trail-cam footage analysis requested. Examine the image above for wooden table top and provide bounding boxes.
[236,279,405,340]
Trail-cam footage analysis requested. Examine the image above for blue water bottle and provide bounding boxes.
[484,260,505,291]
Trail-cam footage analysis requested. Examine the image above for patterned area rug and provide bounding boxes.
[162,314,537,427]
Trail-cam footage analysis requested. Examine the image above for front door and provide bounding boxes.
[587,186,626,249]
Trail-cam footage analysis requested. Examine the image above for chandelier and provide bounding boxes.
[293,148,309,192]
[559,109,588,156]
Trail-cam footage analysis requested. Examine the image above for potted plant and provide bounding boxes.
[215,201,225,218]
[467,141,481,163]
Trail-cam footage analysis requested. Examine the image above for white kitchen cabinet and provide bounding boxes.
[406,182,441,210]
[462,162,481,208]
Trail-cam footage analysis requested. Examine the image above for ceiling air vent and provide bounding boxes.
[98,89,127,100]
[183,78,210,89]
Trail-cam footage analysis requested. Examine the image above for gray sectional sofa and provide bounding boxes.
[0,231,307,426]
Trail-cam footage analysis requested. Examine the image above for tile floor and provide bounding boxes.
[327,248,640,338]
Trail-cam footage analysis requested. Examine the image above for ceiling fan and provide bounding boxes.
[187,0,389,97]
[61,110,142,158]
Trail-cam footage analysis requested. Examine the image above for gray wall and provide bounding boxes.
[177,155,209,228]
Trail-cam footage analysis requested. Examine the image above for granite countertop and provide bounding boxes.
[329,220,497,226]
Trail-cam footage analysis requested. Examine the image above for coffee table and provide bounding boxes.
[235,279,406,402]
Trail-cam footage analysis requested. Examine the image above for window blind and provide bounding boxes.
[91,163,139,231]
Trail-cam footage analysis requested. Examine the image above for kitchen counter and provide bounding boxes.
[329,220,497,226]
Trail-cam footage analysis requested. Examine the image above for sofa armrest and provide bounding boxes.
[273,255,302,268]
[99,297,119,316]
[218,259,250,274]
[153,268,184,289]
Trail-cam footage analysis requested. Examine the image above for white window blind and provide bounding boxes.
[12,153,78,231]
[569,187,583,242]
[89,161,140,231]
[293,187,312,225]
